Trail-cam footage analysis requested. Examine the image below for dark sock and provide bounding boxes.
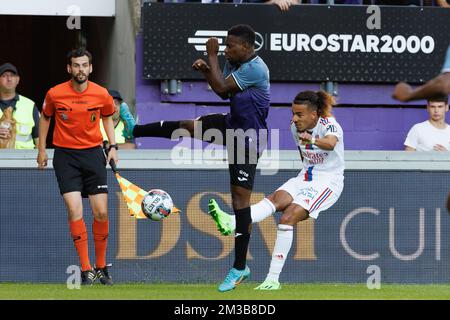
[233,207,252,270]
[133,121,181,138]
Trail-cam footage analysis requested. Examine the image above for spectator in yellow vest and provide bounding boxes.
[0,63,39,149]
[101,89,136,149]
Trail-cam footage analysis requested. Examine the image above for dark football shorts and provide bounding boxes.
[53,146,108,198]
[196,113,259,190]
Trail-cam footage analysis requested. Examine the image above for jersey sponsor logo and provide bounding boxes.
[238,177,248,182]
[303,151,328,165]
[188,30,264,53]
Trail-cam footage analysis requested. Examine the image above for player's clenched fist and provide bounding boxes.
[206,37,219,56]
[298,131,313,144]
[192,59,210,73]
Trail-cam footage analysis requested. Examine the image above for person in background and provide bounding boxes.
[404,95,450,152]
[102,89,136,150]
[0,63,39,149]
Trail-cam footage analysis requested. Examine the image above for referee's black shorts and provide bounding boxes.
[53,146,108,198]
[197,113,259,191]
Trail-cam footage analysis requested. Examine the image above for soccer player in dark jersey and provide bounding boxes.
[37,48,118,285]
[123,24,270,292]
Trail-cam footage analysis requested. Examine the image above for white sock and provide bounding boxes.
[251,198,276,223]
[266,224,294,283]
[230,198,276,229]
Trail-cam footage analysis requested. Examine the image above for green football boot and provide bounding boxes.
[208,199,234,236]
[254,279,281,290]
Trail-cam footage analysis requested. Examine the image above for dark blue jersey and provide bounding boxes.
[223,56,270,133]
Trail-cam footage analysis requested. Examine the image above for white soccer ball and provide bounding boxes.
[141,189,174,221]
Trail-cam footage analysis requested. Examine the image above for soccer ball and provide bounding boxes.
[141,189,174,221]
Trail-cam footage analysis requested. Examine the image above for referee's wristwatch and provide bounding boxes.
[108,144,119,151]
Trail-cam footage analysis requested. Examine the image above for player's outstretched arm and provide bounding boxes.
[393,73,450,102]
[193,38,240,100]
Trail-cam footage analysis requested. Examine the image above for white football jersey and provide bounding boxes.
[291,117,345,180]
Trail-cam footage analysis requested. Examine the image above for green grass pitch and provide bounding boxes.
[0,283,449,300]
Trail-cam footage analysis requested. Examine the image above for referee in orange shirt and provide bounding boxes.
[37,48,118,285]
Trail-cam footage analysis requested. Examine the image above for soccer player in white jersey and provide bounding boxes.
[208,90,345,290]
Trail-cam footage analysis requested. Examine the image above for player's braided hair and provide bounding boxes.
[293,90,335,118]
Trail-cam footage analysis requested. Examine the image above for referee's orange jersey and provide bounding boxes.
[43,80,115,149]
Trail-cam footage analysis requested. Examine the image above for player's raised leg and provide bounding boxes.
[208,190,291,236]
[119,102,136,140]
[129,117,204,141]
[208,199,234,236]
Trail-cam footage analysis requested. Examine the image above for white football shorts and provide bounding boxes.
[276,175,344,219]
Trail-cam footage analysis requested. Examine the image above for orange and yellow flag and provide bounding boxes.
[115,173,180,219]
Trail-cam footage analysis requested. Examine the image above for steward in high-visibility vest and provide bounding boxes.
[0,95,37,149]
[0,63,39,149]
[100,119,126,144]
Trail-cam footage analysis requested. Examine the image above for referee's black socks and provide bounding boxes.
[233,207,252,271]
[133,121,181,139]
